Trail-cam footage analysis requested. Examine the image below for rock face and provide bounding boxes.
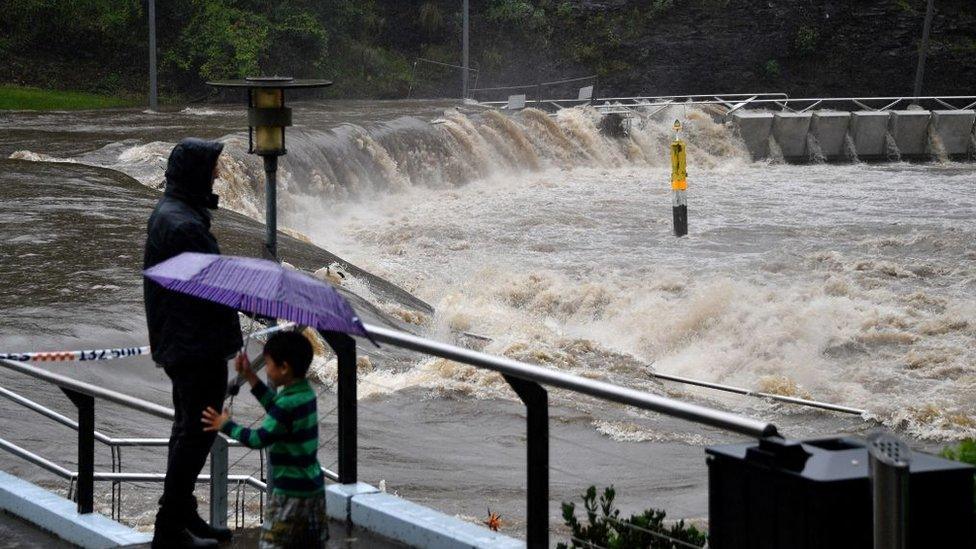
[595,0,974,97]
[472,0,975,99]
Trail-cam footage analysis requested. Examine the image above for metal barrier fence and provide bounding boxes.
[0,323,778,547]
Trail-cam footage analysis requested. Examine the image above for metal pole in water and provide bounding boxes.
[913,0,935,101]
[148,0,158,111]
[462,0,469,100]
[671,120,688,237]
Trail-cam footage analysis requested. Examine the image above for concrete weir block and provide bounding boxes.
[889,110,931,156]
[0,470,150,548]
[328,483,523,548]
[810,111,851,159]
[931,110,976,155]
[850,111,890,158]
[730,111,773,160]
[772,112,813,160]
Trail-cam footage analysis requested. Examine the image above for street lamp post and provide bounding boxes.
[206,77,332,261]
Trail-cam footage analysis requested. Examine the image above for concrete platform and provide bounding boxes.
[772,112,812,160]
[810,111,851,160]
[328,483,522,549]
[0,470,149,548]
[849,111,891,158]
[129,521,406,548]
[931,110,976,155]
[889,110,931,157]
[730,112,773,160]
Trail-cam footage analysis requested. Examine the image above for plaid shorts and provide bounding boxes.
[260,493,329,549]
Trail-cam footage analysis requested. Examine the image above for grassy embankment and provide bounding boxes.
[0,84,139,110]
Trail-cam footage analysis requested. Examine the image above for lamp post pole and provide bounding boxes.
[207,77,332,262]
[263,155,278,259]
[913,0,935,101]
[462,0,469,100]
[148,0,158,111]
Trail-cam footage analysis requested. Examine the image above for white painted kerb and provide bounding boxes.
[0,469,151,548]
[327,483,524,548]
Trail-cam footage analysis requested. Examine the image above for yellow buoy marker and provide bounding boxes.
[671,119,688,237]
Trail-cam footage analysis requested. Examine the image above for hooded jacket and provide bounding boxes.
[143,138,242,367]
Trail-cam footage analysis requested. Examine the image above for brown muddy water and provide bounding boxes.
[1,100,973,542]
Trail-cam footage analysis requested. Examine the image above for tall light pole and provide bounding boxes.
[148,0,158,111]
[913,0,935,100]
[207,77,333,260]
[462,0,469,99]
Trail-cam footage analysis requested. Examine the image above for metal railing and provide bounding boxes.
[330,323,778,548]
[0,357,340,528]
[2,323,779,547]
[590,95,976,117]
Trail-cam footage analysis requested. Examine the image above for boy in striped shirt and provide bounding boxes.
[202,331,327,548]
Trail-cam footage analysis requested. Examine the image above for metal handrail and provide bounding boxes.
[361,323,777,439]
[478,92,788,107]
[0,357,340,525]
[0,359,173,419]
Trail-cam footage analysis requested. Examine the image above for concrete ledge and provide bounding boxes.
[730,112,773,160]
[889,110,931,156]
[810,111,851,159]
[772,112,812,159]
[0,470,150,548]
[850,111,890,158]
[329,483,523,549]
[326,482,379,522]
[931,110,976,155]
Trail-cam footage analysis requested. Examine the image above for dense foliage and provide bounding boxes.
[1,0,974,101]
[557,485,707,549]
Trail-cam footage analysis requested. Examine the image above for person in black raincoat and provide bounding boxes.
[144,138,242,548]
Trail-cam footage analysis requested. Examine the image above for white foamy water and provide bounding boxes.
[9,103,976,441]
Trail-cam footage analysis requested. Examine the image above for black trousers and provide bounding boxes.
[158,361,228,528]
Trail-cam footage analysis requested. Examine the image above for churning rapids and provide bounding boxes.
[1,99,974,531]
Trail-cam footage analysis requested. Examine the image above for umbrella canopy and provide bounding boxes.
[144,252,369,338]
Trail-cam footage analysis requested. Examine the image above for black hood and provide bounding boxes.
[163,138,224,210]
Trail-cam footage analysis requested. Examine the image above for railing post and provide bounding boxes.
[210,436,229,528]
[322,331,358,484]
[503,375,548,549]
[61,388,94,514]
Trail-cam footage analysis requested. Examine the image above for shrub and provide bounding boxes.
[793,25,819,56]
[556,485,707,549]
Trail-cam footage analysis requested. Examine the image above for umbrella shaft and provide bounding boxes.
[263,155,278,261]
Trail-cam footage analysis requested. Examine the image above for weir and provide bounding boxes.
[477,91,976,163]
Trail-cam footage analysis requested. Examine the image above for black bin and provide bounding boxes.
[706,436,974,548]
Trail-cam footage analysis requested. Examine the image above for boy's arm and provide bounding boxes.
[250,379,276,411]
[220,404,288,449]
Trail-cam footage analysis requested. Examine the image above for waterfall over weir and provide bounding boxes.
[11,105,752,220]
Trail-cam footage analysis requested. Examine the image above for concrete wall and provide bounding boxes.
[849,111,890,158]
[889,110,931,157]
[772,113,812,159]
[731,112,773,159]
[810,111,851,160]
[931,110,976,155]
[728,108,975,162]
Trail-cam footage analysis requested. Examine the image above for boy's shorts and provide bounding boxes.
[260,492,329,549]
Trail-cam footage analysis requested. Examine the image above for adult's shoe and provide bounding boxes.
[150,527,219,548]
[186,512,233,543]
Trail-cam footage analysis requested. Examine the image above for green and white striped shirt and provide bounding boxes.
[221,378,325,497]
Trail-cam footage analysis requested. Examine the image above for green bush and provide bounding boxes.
[556,486,707,549]
[763,59,781,78]
[793,25,819,56]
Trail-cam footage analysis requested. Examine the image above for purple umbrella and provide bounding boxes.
[143,252,369,338]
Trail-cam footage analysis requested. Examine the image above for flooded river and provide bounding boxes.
[0,100,973,539]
